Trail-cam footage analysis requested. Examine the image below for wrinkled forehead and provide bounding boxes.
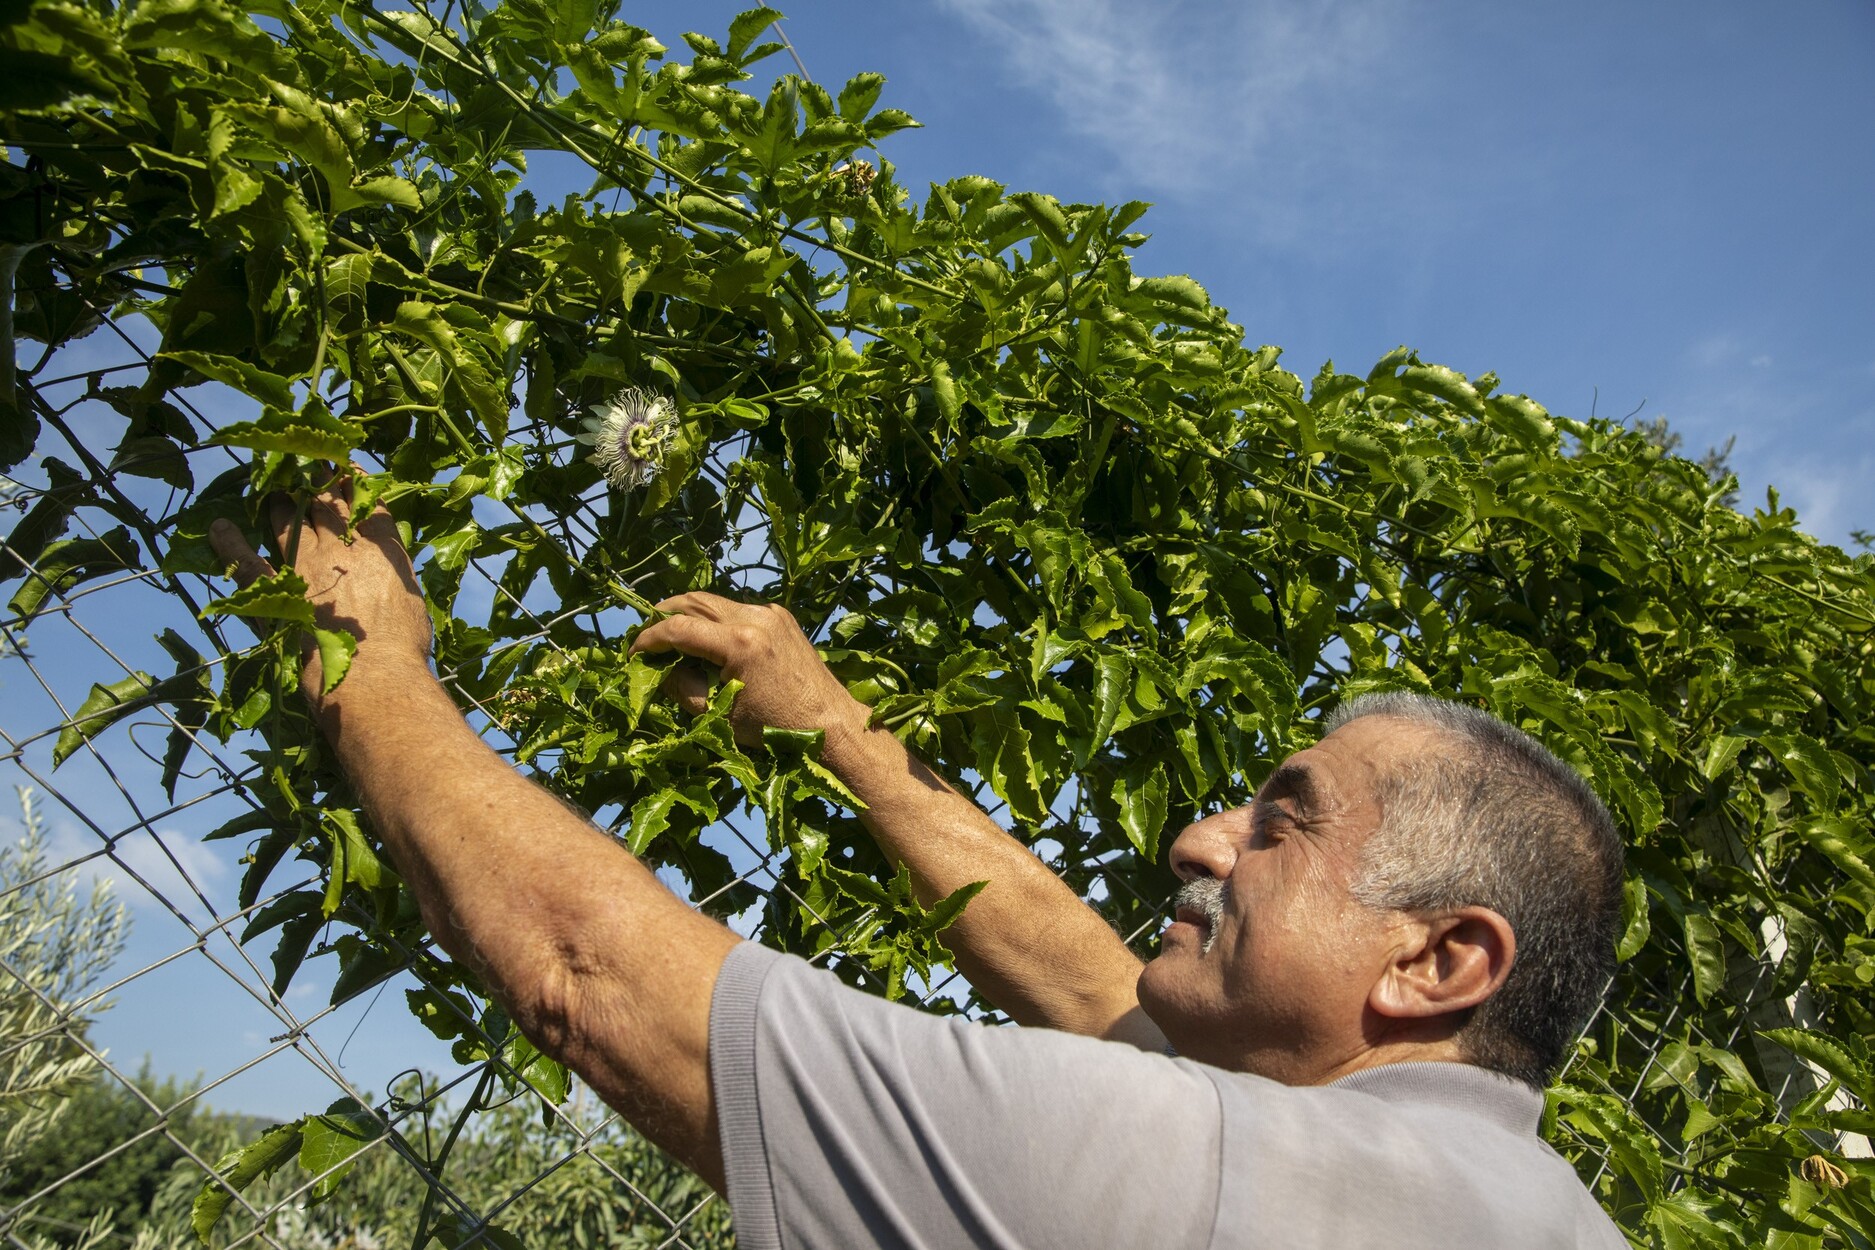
[1260,715,1450,819]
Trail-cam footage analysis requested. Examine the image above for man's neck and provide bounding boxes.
[1243,1037,1473,1087]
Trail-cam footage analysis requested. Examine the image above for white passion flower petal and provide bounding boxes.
[584,388,678,491]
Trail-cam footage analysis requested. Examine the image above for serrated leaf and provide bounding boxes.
[7,528,142,622]
[726,6,782,60]
[1398,363,1483,415]
[1133,274,1210,315]
[313,626,357,694]
[160,350,296,409]
[919,879,986,938]
[205,406,365,461]
[863,107,918,139]
[1762,1028,1874,1106]
[1763,732,1840,810]
[837,70,885,119]
[1616,872,1651,962]
[1007,191,1070,253]
[1682,912,1725,1005]
[1114,762,1168,862]
[298,1098,382,1201]
[52,672,156,767]
[192,1121,304,1242]
[202,569,315,625]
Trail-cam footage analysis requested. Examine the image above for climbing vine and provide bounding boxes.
[3,1,1873,1243]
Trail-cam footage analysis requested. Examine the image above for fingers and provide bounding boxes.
[209,519,278,589]
[649,591,741,621]
[268,494,299,554]
[630,612,737,665]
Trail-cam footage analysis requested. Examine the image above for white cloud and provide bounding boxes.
[939,0,1401,213]
[36,817,234,928]
[1647,331,1875,548]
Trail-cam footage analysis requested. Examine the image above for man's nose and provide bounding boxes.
[1168,810,1238,882]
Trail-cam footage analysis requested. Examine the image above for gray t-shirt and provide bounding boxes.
[710,942,1626,1249]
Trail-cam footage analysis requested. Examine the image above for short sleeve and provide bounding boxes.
[709,942,1223,1250]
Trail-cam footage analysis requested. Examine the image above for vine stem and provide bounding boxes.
[409,1062,497,1250]
[345,3,964,306]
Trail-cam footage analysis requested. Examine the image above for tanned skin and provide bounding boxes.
[212,490,740,1190]
[630,593,1167,1050]
[212,481,1515,1194]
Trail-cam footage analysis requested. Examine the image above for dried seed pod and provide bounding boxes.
[1800,1154,1848,1190]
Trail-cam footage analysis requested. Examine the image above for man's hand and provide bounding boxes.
[632,591,1166,1050]
[630,592,869,747]
[208,479,431,707]
[208,480,737,1191]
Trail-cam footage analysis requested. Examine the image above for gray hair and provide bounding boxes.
[1324,692,1625,1089]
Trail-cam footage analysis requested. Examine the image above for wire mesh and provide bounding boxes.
[2,14,1870,1248]
[0,285,1213,1246]
[5,337,1870,1249]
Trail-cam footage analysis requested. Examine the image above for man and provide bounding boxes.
[210,485,1628,1248]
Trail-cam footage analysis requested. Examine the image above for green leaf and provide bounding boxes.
[1616,872,1651,963]
[1761,1028,1874,1106]
[726,6,782,60]
[1682,912,1726,1006]
[1132,274,1211,317]
[0,456,83,584]
[6,528,142,623]
[863,108,919,139]
[406,985,478,1043]
[348,176,421,210]
[929,360,960,425]
[919,879,987,938]
[202,569,315,625]
[192,1120,305,1242]
[323,808,387,916]
[1485,393,1557,448]
[1007,191,1070,254]
[1763,733,1841,810]
[435,1214,528,1250]
[298,1098,382,1201]
[1398,362,1483,415]
[260,899,323,996]
[313,627,357,694]
[1114,763,1168,862]
[159,350,296,409]
[837,70,885,119]
[206,406,366,461]
[52,672,156,767]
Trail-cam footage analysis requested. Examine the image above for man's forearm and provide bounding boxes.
[823,717,1165,1049]
[318,657,737,1188]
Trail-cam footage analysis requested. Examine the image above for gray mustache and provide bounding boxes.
[1173,877,1227,952]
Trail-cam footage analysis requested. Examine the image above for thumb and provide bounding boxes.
[210,518,278,589]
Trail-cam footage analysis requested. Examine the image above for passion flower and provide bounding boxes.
[578,388,677,491]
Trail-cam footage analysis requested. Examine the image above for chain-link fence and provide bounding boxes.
[0,298,1202,1249]
[4,2,1874,1246]
[4,337,1871,1246]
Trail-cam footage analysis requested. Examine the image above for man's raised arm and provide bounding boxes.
[211,490,739,1191]
[631,593,1167,1050]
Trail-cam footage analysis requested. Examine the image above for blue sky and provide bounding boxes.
[758,0,1874,538]
[5,1,1871,1122]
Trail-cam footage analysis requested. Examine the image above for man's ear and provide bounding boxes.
[1369,907,1516,1020]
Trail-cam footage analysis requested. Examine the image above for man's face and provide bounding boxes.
[1135,716,1435,1082]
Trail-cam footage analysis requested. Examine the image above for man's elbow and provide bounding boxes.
[501,930,615,1063]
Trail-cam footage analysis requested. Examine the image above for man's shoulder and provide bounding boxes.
[1199,1061,1626,1249]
